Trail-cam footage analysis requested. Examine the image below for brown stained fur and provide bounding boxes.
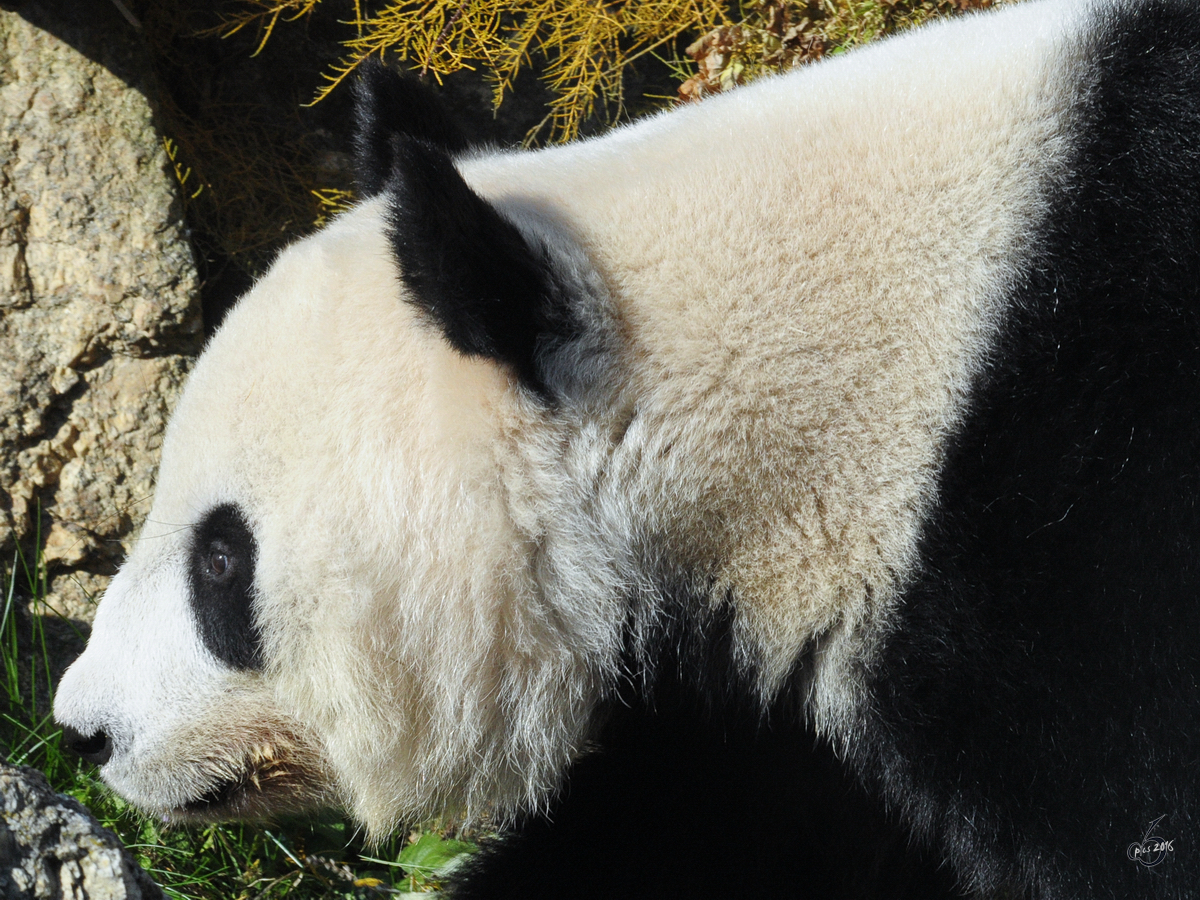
[170,716,334,821]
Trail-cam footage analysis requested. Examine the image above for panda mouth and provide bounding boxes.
[183,777,242,813]
[173,739,327,820]
[178,764,284,818]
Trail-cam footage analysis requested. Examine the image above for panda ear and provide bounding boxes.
[353,60,471,197]
[385,136,574,397]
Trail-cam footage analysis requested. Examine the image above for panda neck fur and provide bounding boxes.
[394,0,1086,726]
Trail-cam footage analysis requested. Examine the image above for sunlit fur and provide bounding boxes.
[58,0,1088,840]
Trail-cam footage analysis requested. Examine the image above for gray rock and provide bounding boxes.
[0,762,162,900]
[0,0,203,620]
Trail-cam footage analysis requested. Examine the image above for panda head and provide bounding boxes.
[53,65,626,838]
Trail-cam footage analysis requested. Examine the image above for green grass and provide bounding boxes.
[1,544,476,898]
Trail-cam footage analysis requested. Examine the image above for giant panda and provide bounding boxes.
[52,0,1200,896]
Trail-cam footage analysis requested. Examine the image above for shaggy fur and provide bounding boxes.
[55,0,1200,896]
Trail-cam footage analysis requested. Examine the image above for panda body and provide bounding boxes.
[53,0,1200,896]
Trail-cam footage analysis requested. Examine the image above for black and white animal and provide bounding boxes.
[54,0,1200,896]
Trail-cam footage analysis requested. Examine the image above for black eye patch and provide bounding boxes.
[189,504,264,670]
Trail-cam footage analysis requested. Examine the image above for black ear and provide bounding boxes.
[386,136,578,397]
[353,60,472,197]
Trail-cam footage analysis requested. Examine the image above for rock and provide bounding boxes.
[0,0,203,620]
[0,761,162,900]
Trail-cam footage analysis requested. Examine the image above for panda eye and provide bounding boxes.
[189,505,263,671]
[209,549,231,578]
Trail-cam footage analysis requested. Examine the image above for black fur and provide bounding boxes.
[858,2,1200,897]
[383,136,581,398]
[353,61,471,196]
[188,504,263,671]
[449,716,966,900]
[451,593,965,900]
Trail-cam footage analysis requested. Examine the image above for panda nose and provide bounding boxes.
[60,724,114,766]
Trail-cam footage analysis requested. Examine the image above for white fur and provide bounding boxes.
[57,0,1094,837]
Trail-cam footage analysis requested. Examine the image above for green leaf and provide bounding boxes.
[397,832,477,875]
